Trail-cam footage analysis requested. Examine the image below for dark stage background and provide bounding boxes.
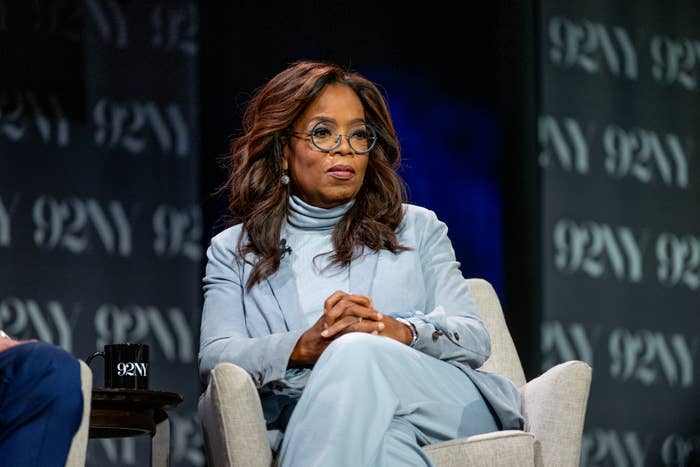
[0,1,697,466]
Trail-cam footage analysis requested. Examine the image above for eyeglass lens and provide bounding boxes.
[310,121,376,153]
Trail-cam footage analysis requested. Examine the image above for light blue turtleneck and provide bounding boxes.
[284,195,354,327]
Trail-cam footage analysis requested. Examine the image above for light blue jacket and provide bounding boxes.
[199,204,524,430]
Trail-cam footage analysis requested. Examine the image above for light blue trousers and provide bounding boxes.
[278,333,498,467]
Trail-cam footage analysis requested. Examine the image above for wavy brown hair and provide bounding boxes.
[225,60,410,289]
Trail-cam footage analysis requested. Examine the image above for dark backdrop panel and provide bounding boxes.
[0,1,203,466]
[538,1,700,466]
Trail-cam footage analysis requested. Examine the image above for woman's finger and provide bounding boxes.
[321,315,385,338]
[321,315,358,338]
[326,295,380,321]
[345,294,372,307]
[325,303,382,326]
[324,292,372,315]
[323,290,349,314]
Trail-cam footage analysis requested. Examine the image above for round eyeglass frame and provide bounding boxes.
[290,121,378,155]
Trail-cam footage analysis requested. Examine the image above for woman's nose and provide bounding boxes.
[332,135,354,155]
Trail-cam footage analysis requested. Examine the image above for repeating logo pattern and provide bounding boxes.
[541,6,699,466]
[0,1,204,465]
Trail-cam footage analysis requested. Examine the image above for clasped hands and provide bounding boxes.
[289,291,413,367]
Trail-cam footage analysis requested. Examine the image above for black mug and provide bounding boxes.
[87,343,149,389]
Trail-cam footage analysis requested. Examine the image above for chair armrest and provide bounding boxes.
[198,362,273,467]
[519,360,592,467]
[65,359,93,467]
[424,430,536,467]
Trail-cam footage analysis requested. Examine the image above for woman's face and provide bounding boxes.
[283,83,370,209]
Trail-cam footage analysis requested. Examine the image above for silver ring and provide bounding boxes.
[358,317,363,323]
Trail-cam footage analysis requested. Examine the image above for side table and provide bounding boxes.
[89,388,184,467]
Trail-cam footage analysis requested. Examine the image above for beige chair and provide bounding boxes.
[198,278,592,467]
[65,359,93,467]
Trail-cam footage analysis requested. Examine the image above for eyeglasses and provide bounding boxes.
[290,120,377,154]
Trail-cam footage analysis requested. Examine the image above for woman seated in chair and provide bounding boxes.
[198,59,524,467]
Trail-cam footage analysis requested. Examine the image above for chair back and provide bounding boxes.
[65,359,93,467]
[466,278,527,388]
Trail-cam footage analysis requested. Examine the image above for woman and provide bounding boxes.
[199,60,523,466]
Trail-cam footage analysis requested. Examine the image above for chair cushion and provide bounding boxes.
[65,359,93,467]
[423,430,536,467]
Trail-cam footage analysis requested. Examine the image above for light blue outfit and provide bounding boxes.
[199,196,523,466]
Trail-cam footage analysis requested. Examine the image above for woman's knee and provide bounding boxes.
[319,333,407,368]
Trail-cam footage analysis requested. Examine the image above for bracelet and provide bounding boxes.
[396,318,418,347]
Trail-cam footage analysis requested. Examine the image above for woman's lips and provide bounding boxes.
[327,165,355,179]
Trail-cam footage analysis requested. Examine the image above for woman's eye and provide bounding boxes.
[312,127,332,137]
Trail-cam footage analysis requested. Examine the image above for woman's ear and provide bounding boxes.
[282,141,289,171]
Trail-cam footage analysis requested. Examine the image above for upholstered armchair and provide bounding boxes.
[198,278,592,467]
[65,359,93,467]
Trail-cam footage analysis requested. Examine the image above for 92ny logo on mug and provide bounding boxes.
[87,343,150,389]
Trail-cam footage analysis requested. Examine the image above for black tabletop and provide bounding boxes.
[92,387,184,409]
